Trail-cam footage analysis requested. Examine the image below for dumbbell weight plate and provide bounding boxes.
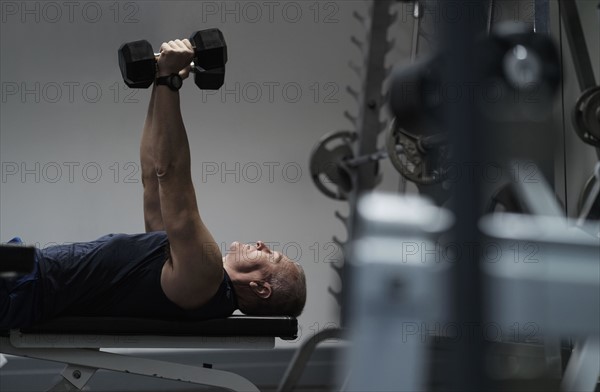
[385,118,448,185]
[190,29,228,70]
[118,40,156,88]
[194,66,226,90]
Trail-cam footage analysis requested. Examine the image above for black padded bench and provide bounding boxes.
[16,315,298,339]
[0,315,298,391]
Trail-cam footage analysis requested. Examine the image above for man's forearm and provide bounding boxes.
[151,87,192,178]
[141,85,164,232]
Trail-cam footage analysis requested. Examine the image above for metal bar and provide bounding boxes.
[411,1,422,62]
[343,0,396,325]
[577,162,600,225]
[511,164,565,216]
[559,0,597,91]
[487,0,495,35]
[348,0,395,195]
[534,0,550,34]
[276,328,343,392]
[344,145,403,168]
[399,0,423,196]
[438,0,488,390]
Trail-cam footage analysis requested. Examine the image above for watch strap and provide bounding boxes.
[155,74,181,91]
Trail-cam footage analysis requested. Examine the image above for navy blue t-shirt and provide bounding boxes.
[1,232,237,328]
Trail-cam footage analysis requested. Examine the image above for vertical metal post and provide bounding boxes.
[438,1,488,390]
[350,1,394,196]
[534,0,550,34]
[343,0,396,323]
[559,0,597,91]
[487,0,495,35]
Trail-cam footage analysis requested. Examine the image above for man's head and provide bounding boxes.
[223,241,306,317]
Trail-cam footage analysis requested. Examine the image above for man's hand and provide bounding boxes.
[157,39,194,79]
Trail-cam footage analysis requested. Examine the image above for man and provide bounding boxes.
[0,39,306,330]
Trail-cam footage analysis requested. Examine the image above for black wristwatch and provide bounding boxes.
[155,73,183,91]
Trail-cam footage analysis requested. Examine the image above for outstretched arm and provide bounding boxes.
[152,39,223,310]
[140,86,164,232]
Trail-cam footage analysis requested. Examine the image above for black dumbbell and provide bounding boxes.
[118,28,227,90]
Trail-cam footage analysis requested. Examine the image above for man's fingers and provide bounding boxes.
[176,39,193,53]
[172,39,184,51]
[159,42,171,53]
[161,40,192,53]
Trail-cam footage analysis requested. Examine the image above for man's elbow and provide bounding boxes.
[154,161,190,181]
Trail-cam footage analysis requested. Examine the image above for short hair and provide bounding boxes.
[237,262,306,317]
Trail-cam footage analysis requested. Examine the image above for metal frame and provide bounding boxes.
[1,331,275,391]
[481,213,600,391]
[559,0,597,91]
[328,0,398,311]
[341,189,599,391]
[577,162,600,225]
[344,193,453,391]
[559,0,600,157]
[276,328,344,392]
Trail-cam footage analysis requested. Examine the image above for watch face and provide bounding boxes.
[170,74,183,90]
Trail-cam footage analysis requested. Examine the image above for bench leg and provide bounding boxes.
[47,378,79,392]
[46,364,97,391]
[277,328,343,392]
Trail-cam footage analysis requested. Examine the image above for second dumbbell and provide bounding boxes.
[118,29,227,90]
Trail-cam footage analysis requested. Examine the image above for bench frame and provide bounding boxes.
[1,316,298,391]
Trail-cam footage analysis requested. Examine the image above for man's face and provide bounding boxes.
[223,241,287,277]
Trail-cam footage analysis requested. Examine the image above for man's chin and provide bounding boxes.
[229,241,241,251]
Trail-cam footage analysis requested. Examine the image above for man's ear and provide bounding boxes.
[249,281,272,299]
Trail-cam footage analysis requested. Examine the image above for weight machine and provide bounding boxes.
[297,0,599,391]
